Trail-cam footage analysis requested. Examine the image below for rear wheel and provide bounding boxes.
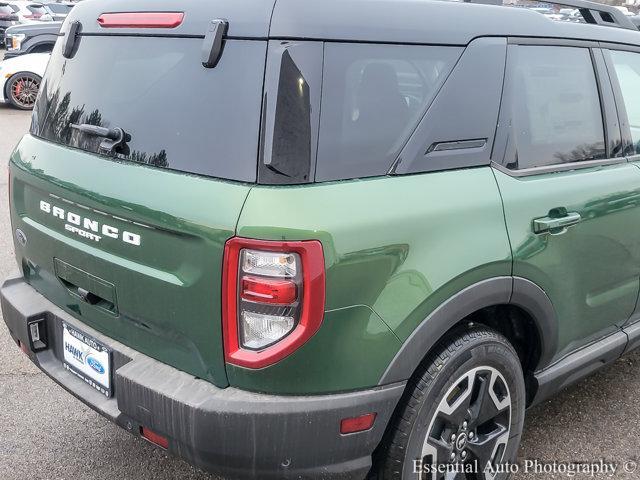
[6,72,41,110]
[374,327,526,479]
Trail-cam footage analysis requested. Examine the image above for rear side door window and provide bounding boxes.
[608,50,640,154]
[500,45,606,170]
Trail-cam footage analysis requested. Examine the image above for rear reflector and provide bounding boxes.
[97,12,184,29]
[140,427,169,449]
[340,413,377,434]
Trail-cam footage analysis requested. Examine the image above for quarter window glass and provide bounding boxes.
[610,50,640,154]
[315,44,462,181]
[506,46,605,170]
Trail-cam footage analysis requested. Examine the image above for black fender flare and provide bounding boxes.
[378,276,558,385]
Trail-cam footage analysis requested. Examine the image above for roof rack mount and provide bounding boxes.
[465,0,638,31]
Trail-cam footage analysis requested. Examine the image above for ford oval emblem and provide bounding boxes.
[87,356,105,375]
[15,228,27,247]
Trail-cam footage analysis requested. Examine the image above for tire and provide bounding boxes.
[373,327,526,480]
[6,72,41,110]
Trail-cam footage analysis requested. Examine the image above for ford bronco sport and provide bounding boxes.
[4,0,640,478]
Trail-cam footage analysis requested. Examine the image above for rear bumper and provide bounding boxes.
[1,274,405,479]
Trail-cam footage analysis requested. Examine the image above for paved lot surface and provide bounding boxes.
[2,49,640,480]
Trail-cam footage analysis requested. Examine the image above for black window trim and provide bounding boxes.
[492,37,626,178]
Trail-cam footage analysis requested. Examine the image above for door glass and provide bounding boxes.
[610,50,640,154]
[505,46,606,170]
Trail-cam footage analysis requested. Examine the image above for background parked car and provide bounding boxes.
[43,1,73,21]
[0,52,49,109]
[0,2,19,46]
[7,1,52,22]
[3,20,61,58]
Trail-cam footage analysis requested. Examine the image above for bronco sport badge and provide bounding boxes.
[39,200,141,246]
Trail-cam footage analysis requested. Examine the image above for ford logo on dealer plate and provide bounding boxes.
[87,356,105,375]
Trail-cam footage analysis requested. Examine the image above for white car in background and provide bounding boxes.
[0,52,49,109]
[7,1,52,22]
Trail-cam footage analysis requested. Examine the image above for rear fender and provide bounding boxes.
[379,276,558,385]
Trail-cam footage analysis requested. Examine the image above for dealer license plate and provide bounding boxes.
[62,322,112,397]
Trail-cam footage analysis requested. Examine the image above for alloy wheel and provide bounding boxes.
[420,366,512,480]
[10,75,40,109]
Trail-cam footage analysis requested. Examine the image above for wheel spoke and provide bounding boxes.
[424,436,452,465]
[466,426,508,474]
[437,371,474,425]
[445,470,467,480]
[469,370,510,427]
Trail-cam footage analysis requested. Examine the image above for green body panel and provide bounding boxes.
[232,168,511,393]
[494,163,640,361]
[9,135,253,387]
[9,137,517,395]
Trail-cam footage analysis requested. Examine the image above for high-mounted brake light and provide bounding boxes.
[97,12,184,29]
[222,238,325,368]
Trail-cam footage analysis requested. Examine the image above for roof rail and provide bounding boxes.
[464,0,639,31]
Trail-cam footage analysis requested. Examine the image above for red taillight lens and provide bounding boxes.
[222,237,325,368]
[97,12,184,29]
[241,276,297,305]
[140,427,169,449]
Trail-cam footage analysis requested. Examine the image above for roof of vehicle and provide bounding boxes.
[5,19,61,34]
[270,0,640,46]
[64,0,640,47]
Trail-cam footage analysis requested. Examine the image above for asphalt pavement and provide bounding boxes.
[2,49,640,480]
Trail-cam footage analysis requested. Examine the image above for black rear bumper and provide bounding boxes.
[0,274,405,479]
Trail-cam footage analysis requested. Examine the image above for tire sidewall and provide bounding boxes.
[402,334,526,479]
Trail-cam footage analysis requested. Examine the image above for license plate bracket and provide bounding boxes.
[62,322,112,397]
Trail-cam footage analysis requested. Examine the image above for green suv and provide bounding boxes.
[4,0,640,478]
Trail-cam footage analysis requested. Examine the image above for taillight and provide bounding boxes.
[222,237,325,368]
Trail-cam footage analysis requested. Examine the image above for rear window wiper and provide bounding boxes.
[71,123,131,156]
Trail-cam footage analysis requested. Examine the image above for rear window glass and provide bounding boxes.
[46,3,71,13]
[315,43,461,181]
[28,4,47,14]
[32,36,266,182]
[0,4,13,14]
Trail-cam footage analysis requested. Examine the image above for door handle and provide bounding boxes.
[533,212,582,235]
